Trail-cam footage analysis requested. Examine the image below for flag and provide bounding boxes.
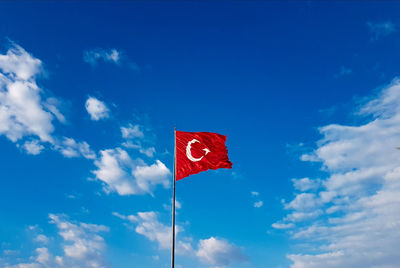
[175,131,232,180]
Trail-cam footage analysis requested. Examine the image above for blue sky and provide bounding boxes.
[1,2,400,268]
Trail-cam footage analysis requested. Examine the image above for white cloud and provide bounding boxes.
[0,44,42,80]
[92,148,170,195]
[284,193,319,211]
[367,21,396,40]
[133,160,171,194]
[175,199,182,210]
[122,141,156,158]
[128,211,171,250]
[140,146,156,158]
[163,198,182,211]
[5,214,108,268]
[120,123,156,157]
[292,177,321,192]
[271,222,295,229]
[34,235,48,244]
[0,43,97,160]
[251,191,259,196]
[93,148,139,195]
[56,137,96,159]
[114,211,248,267]
[196,237,247,267]
[50,214,108,263]
[83,48,121,66]
[121,124,144,139]
[0,44,62,144]
[23,140,44,155]
[281,78,400,268]
[284,210,323,222]
[113,211,193,255]
[85,97,109,121]
[251,191,263,208]
[254,201,263,208]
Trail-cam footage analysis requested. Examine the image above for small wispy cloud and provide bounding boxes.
[254,201,263,208]
[113,211,193,255]
[83,48,121,66]
[251,191,263,208]
[120,123,156,158]
[56,137,96,159]
[334,66,352,78]
[83,48,141,72]
[121,124,144,139]
[271,222,294,230]
[367,21,396,40]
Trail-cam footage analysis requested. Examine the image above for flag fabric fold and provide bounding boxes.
[175,131,232,181]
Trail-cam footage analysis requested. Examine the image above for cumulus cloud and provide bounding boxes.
[92,148,170,195]
[0,43,95,159]
[196,237,248,267]
[279,78,400,268]
[0,43,42,80]
[85,97,110,121]
[83,48,121,66]
[133,160,171,193]
[367,21,396,40]
[5,214,108,268]
[0,44,61,144]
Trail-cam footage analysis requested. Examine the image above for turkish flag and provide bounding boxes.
[175,131,232,181]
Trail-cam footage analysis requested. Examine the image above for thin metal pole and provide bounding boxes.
[171,127,176,268]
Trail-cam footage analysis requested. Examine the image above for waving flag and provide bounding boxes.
[175,131,232,180]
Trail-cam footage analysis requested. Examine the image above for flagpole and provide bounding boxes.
[171,126,176,268]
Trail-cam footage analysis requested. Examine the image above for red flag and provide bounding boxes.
[175,131,232,181]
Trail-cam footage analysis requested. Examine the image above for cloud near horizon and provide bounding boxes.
[275,78,400,268]
[113,211,248,267]
[4,214,109,268]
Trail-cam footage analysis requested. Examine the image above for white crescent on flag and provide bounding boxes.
[186,139,210,162]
